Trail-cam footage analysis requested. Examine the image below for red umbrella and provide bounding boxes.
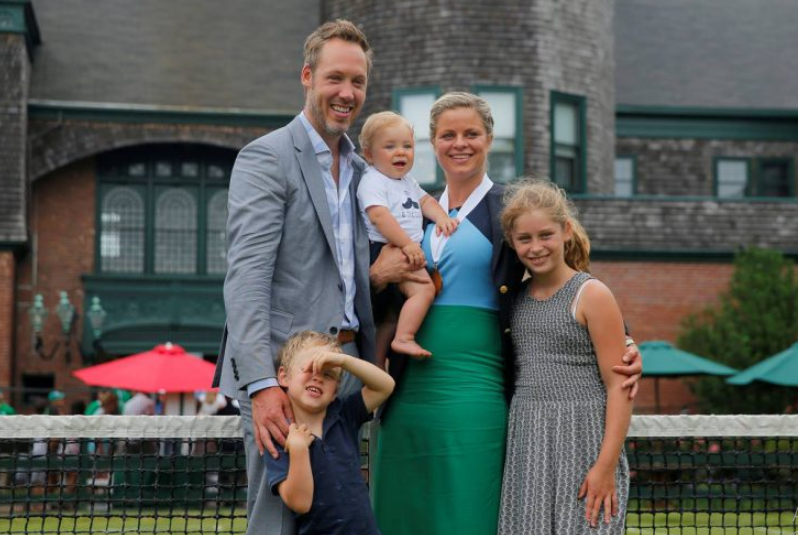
[73,342,216,393]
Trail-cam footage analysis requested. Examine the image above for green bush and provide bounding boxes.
[677,248,798,413]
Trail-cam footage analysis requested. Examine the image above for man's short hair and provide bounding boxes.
[304,19,373,73]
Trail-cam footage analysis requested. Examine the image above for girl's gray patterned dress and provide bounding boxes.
[498,272,629,534]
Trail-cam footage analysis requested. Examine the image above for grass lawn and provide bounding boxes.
[0,509,248,534]
[625,511,798,534]
[1,510,795,534]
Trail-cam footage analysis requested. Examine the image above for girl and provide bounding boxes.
[498,179,632,534]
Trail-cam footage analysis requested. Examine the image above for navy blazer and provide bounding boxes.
[381,184,526,419]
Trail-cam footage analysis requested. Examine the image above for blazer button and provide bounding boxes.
[504,328,511,335]
[330,327,339,335]
[499,285,508,294]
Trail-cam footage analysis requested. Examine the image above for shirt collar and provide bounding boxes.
[299,112,355,163]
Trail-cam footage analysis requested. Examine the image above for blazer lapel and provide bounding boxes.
[487,185,505,276]
[290,119,339,264]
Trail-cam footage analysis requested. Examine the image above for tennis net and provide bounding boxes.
[1,414,796,534]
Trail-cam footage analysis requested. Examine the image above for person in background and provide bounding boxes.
[0,391,15,415]
[45,390,67,415]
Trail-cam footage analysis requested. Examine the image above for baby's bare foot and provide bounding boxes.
[391,338,432,359]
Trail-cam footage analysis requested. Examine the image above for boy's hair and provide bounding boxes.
[429,92,494,140]
[278,331,342,372]
[304,19,373,74]
[501,178,591,272]
[358,111,413,152]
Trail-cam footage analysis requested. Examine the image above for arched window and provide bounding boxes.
[97,144,233,275]
[155,189,198,274]
[100,187,145,273]
[206,190,229,275]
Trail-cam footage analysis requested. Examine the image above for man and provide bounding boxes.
[213,20,379,535]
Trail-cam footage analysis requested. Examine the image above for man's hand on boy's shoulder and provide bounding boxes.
[285,423,315,453]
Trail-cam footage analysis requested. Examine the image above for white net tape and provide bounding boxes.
[2,414,797,439]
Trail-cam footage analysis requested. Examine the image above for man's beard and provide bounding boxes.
[308,91,351,138]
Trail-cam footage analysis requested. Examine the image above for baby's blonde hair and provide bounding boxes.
[358,111,413,153]
[501,178,591,272]
[278,331,342,375]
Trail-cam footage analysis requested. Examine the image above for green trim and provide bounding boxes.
[472,85,524,182]
[614,155,637,197]
[571,193,798,204]
[617,105,798,141]
[0,0,40,57]
[591,249,798,262]
[391,86,443,186]
[81,273,224,356]
[550,91,587,193]
[28,100,294,128]
[617,105,798,119]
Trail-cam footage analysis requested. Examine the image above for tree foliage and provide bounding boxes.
[677,248,798,413]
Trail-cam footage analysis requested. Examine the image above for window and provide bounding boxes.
[715,157,794,198]
[614,157,635,197]
[98,145,235,275]
[716,159,749,198]
[393,87,440,186]
[474,86,523,183]
[550,92,586,193]
[757,158,794,197]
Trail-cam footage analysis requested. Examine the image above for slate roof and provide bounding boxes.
[615,0,798,109]
[29,0,320,111]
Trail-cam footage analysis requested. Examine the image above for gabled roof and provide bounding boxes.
[616,0,798,109]
[29,0,320,111]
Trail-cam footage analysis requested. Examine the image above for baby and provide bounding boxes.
[357,111,457,359]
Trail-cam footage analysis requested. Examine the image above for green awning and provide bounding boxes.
[640,341,738,377]
[727,342,798,387]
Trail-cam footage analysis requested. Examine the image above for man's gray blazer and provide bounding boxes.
[213,116,376,397]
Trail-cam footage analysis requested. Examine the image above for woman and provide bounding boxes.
[370,93,640,535]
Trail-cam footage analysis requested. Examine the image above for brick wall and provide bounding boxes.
[15,158,96,408]
[591,260,735,413]
[324,0,616,191]
[0,252,14,387]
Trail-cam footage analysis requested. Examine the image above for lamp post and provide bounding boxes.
[29,292,106,364]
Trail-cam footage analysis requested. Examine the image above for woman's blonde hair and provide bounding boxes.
[278,331,342,375]
[358,111,413,153]
[429,92,494,140]
[500,178,591,272]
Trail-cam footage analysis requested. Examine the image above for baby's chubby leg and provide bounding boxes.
[392,269,436,358]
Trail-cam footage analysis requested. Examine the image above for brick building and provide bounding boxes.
[1,0,796,412]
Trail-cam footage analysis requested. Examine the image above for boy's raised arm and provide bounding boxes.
[305,351,395,413]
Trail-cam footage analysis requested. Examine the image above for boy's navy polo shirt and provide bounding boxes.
[266,393,380,535]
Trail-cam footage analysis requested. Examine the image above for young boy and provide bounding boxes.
[266,331,395,535]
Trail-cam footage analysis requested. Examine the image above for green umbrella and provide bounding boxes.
[726,341,798,387]
[640,341,738,412]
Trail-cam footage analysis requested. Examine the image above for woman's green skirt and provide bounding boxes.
[373,305,508,535]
